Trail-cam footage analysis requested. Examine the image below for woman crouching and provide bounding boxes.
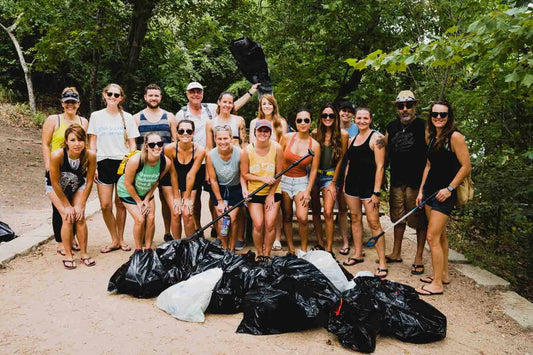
[117,133,172,250]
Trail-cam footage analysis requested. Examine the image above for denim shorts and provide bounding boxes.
[424,190,457,216]
[315,168,335,190]
[45,171,86,194]
[281,175,309,199]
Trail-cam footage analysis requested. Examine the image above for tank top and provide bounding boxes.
[346,131,376,188]
[423,135,460,195]
[283,134,313,178]
[212,115,240,139]
[247,143,281,195]
[174,143,195,191]
[135,111,172,150]
[117,153,161,198]
[210,146,241,186]
[51,115,83,153]
[319,145,333,170]
[58,148,86,195]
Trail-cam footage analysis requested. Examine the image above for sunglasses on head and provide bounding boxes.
[296,118,311,124]
[147,141,164,148]
[321,113,335,120]
[396,102,414,110]
[431,112,449,118]
[178,128,194,135]
[106,92,121,98]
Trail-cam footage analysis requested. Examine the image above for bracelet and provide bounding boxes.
[247,91,253,96]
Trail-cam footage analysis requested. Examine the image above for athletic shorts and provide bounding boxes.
[209,184,243,207]
[119,195,155,205]
[96,159,122,185]
[249,193,282,204]
[424,190,456,216]
[281,175,308,199]
[390,185,427,229]
[315,168,334,190]
[159,171,171,187]
[196,164,211,192]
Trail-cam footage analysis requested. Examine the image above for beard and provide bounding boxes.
[146,101,160,109]
[400,115,413,124]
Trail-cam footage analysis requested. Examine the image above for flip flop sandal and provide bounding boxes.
[120,244,132,251]
[80,257,96,267]
[71,243,81,252]
[62,260,76,270]
[100,246,121,254]
[385,256,403,263]
[272,240,282,251]
[343,257,364,266]
[420,276,450,285]
[417,285,443,296]
[339,247,350,255]
[411,264,425,275]
[375,268,388,278]
[57,248,66,256]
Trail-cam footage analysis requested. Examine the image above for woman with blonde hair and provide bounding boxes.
[49,125,97,269]
[87,83,140,253]
[42,87,88,256]
[206,92,246,149]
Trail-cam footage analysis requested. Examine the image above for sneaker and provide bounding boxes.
[163,233,173,242]
[235,240,245,251]
[214,238,222,246]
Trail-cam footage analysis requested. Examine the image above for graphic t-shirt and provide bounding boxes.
[117,154,161,198]
[386,117,427,188]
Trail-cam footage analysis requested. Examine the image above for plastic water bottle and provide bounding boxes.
[220,201,231,237]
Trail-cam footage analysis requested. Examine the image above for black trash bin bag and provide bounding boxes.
[108,249,167,298]
[0,221,17,243]
[229,37,272,95]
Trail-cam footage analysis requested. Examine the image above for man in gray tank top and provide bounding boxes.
[134,83,177,242]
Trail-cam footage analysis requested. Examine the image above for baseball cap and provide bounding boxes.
[255,119,272,131]
[338,101,355,113]
[61,91,80,103]
[186,82,203,91]
[394,90,417,103]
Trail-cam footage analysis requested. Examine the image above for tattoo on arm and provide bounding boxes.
[375,135,385,149]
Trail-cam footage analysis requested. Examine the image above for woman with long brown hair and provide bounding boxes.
[49,125,97,269]
[205,92,246,149]
[310,103,349,254]
[416,101,471,296]
[87,83,140,253]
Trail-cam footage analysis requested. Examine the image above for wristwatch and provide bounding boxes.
[446,185,454,192]
[372,191,381,197]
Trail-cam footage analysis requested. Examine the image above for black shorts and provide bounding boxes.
[249,193,282,204]
[196,164,209,192]
[96,159,122,185]
[159,171,171,187]
[424,190,456,216]
[209,184,243,207]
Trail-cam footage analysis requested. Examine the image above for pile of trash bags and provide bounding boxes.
[108,238,446,353]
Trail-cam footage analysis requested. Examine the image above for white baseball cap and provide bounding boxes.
[186,82,203,91]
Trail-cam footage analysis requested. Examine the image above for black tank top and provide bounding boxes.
[423,135,460,194]
[346,131,376,188]
[174,143,195,192]
[59,148,86,195]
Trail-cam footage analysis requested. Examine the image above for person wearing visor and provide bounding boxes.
[383,90,428,276]
[241,119,283,261]
[42,87,88,256]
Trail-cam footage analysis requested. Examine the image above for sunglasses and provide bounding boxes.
[321,113,336,120]
[106,92,121,98]
[188,89,203,94]
[296,118,311,124]
[178,128,194,135]
[214,124,232,131]
[431,112,449,119]
[396,102,414,110]
[147,141,164,148]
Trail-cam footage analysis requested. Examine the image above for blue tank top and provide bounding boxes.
[136,111,172,149]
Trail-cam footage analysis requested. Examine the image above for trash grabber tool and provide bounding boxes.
[185,148,315,240]
[365,190,439,247]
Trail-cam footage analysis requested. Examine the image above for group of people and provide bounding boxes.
[42,82,471,296]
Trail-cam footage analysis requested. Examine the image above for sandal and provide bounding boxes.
[62,260,76,270]
[80,257,96,267]
[339,246,350,255]
[57,248,66,256]
[420,276,450,285]
[120,243,132,252]
[272,240,282,251]
[71,242,81,252]
[417,285,443,296]
[100,245,121,254]
[343,257,364,266]
[375,268,388,278]
[411,264,425,275]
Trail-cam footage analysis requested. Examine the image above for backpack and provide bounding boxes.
[181,103,213,120]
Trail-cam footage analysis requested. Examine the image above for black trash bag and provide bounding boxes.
[236,281,311,335]
[107,249,167,298]
[193,239,227,274]
[0,221,17,243]
[229,37,272,95]
[327,280,380,353]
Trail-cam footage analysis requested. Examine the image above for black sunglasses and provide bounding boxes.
[321,113,335,119]
[106,92,121,98]
[178,128,194,135]
[396,102,414,110]
[431,112,449,118]
[147,141,164,148]
[296,118,311,124]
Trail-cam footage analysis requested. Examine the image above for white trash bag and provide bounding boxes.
[298,250,353,292]
[156,268,223,323]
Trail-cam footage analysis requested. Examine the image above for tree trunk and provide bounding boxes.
[121,0,160,101]
[335,68,363,103]
[0,14,36,114]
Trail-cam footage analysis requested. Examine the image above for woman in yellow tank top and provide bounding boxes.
[241,120,283,260]
[41,87,88,256]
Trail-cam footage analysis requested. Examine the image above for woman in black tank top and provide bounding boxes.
[415,101,471,296]
[49,125,96,269]
[342,108,388,278]
[163,120,205,238]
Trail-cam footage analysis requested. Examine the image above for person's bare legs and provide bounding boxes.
[263,201,281,257]
[294,191,310,252]
[144,199,156,249]
[71,191,89,259]
[414,227,427,267]
[281,192,295,253]
[114,188,127,247]
[159,188,171,236]
[227,208,239,251]
[97,184,121,249]
[274,211,282,246]
[248,203,265,257]
[161,186,182,239]
[387,224,405,260]
[337,192,350,251]
[236,207,245,243]
[344,194,364,260]
[122,202,146,250]
[322,186,335,252]
[310,186,324,247]
[182,190,198,237]
[363,199,387,275]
